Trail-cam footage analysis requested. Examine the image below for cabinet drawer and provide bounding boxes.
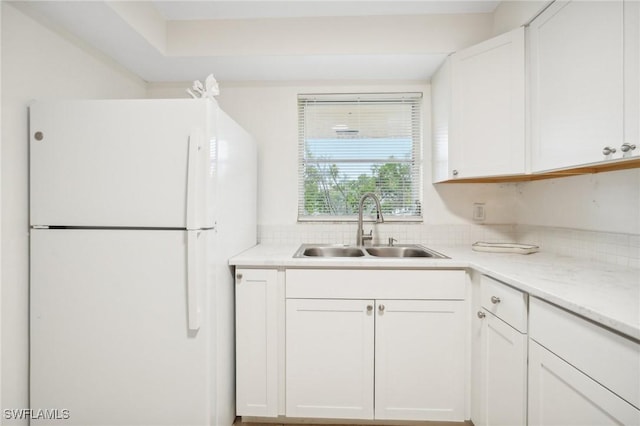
[480,275,527,332]
[530,298,640,409]
[286,269,465,300]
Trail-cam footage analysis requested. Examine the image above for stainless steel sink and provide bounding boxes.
[300,246,366,257]
[293,244,447,259]
[365,246,438,258]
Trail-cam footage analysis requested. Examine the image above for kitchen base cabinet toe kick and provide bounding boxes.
[235,268,469,423]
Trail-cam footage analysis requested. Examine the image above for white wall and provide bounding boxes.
[515,170,640,234]
[1,3,146,422]
[149,81,518,229]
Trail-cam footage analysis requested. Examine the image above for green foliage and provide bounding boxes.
[303,158,417,217]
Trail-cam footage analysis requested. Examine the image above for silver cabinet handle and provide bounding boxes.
[602,146,617,156]
[621,143,637,153]
[477,311,486,319]
[236,273,243,280]
[378,304,385,313]
[452,169,459,176]
[366,305,373,313]
[490,296,501,304]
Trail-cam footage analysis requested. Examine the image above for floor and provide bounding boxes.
[233,418,473,426]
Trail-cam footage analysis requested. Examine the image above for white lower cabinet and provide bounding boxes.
[528,340,639,426]
[237,267,640,426]
[475,276,528,426]
[286,298,465,422]
[528,298,640,425]
[477,311,527,426]
[374,300,465,421]
[235,268,279,417]
[285,298,375,420]
[284,269,467,422]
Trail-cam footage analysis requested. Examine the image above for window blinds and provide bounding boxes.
[298,93,423,221]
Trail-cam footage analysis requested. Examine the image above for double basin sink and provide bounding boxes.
[293,244,448,259]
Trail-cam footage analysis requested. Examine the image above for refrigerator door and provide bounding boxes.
[29,99,216,229]
[30,228,214,425]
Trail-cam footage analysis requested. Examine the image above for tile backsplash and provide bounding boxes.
[258,223,518,247]
[516,225,640,269]
[258,223,640,268]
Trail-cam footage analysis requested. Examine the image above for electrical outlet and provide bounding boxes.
[473,203,486,222]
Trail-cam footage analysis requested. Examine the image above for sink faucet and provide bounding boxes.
[356,192,384,246]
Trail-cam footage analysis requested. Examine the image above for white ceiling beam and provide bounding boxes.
[166,14,493,57]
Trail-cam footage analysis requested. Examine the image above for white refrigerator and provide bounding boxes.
[29,99,257,426]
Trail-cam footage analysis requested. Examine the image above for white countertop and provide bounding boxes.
[230,244,640,340]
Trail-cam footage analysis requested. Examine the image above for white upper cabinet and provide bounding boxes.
[432,27,525,182]
[450,27,526,179]
[625,0,640,156]
[431,57,453,183]
[529,0,630,171]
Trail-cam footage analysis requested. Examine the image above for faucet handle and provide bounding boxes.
[388,237,397,246]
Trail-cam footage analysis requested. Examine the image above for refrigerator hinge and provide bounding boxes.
[32,225,50,229]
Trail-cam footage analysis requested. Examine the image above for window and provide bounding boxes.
[298,93,423,221]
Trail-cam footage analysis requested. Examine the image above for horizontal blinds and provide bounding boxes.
[298,93,422,220]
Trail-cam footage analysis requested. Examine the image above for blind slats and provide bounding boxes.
[298,93,423,221]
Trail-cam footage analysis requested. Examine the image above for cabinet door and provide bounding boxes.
[477,311,527,426]
[375,300,465,421]
[530,1,624,171]
[450,27,525,179]
[528,340,640,426]
[286,299,375,420]
[432,57,452,183]
[625,0,640,157]
[235,269,279,417]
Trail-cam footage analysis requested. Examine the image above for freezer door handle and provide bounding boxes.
[186,130,202,230]
[186,232,201,331]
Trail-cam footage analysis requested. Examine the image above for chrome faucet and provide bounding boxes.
[356,193,384,246]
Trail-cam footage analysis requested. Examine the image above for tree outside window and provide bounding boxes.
[298,93,423,221]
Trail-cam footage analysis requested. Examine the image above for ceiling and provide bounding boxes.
[16,1,501,83]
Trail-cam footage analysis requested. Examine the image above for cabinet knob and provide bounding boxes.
[477,311,486,319]
[452,169,459,176]
[366,305,373,312]
[378,304,386,313]
[490,296,501,304]
[602,146,617,156]
[236,273,243,280]
[621,143,637,153]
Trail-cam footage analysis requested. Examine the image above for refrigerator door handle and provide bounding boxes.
[186,129,202,230]
[186,232,201,331]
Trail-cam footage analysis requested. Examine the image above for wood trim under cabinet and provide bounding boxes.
[437,158,640,183]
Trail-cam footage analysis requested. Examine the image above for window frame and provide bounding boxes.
[297,92,424,223]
